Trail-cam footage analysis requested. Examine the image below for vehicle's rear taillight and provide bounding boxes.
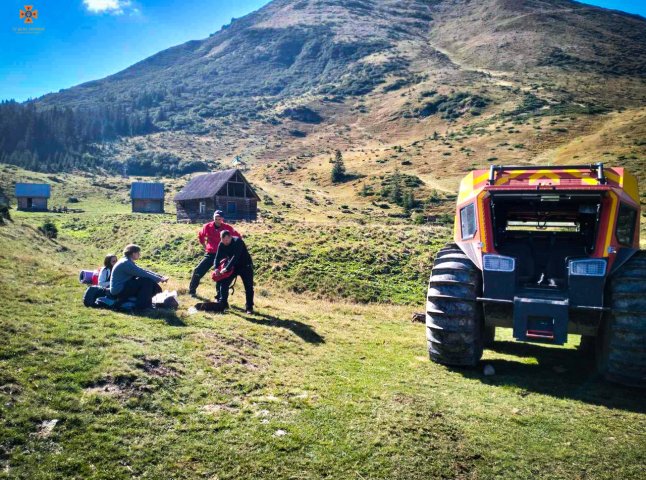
[483,254,515,272]
[569,259,606,276]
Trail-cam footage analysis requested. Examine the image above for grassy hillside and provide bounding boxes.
[1,203,645,479]
[1,1,645,474]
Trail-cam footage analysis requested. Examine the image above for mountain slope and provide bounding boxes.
[429,0,646,74]
[3,0,645,215]
[39,0,646,114]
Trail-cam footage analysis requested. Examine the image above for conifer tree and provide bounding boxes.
[331,149,346,183]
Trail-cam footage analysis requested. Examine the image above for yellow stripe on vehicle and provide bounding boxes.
[477,192,488,253]
[620,170,640,204]
[457,172,474,204]
[606,170,620,184]
[603,192,618,256]
[474,171,489,186]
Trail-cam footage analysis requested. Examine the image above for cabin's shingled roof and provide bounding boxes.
[174,169,259,201]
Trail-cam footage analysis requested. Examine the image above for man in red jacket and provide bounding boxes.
[188,210,240,297]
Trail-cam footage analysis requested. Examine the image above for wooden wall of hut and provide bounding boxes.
[132,199,164,213]
[17,197,48,211]
[176,196,257,223]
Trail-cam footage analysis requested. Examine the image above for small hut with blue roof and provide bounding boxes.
[131,182,165,213]
[15,183,50,211]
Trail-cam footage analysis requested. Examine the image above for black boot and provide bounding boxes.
[188,273,201,296]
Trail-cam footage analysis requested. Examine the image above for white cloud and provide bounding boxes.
[83,0,132,15]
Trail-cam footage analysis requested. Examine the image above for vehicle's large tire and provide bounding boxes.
[83,286,106,308]
[599,251,646,387]
[426,243,484,366]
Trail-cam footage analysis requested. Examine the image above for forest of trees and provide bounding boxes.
[0,100,157,173]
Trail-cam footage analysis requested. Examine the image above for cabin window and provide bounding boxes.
[199,201,206,214]
[460,203,477,240]
[615,203,637,246]
[227,202,237,215]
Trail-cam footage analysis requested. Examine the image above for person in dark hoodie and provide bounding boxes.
[213,230,254,314]
[110,244,168,311]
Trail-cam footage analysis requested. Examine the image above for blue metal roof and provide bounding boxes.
[15,183,50,198]
[131,182,165,200]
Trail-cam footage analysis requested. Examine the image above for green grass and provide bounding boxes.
[1,204,645,479]
[28,210,444,305]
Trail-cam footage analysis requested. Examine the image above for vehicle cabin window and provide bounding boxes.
[460,203,477,240]
[616,203,637,246]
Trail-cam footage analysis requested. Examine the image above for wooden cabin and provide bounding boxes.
[131,182,165,213]
[15,183,50,211]
[174,169,259,223]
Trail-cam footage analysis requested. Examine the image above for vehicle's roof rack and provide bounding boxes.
[487,163,606,185]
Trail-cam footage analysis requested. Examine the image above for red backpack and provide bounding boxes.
[211,258,234,282]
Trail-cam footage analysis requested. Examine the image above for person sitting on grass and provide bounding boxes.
[110,244,168,311]
[213,230,254,314]
[97,254,117,289]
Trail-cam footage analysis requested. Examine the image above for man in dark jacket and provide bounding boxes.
[188,210,240,297]
[214,230,254,314]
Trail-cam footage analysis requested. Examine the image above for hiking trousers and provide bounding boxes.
[189,253,217,294]
[217,265,254,310]
[118,277,162,310]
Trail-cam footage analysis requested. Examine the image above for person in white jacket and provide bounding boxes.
[98,254,117,288]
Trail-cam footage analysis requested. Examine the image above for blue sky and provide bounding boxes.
[1,0,644,102]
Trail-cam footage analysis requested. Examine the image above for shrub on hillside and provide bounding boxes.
[111,153,211,177]
[0,205,10,224]
[379,171,423,209]
[40,221,58,239]
[414,92,489,120]
[0,187,10,224]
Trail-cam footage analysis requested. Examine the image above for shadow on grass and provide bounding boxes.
[455,341,645,413]
[230,307,325,344]
[192,293,212,302]
[340,173,365,182]
[138,309,186,327]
